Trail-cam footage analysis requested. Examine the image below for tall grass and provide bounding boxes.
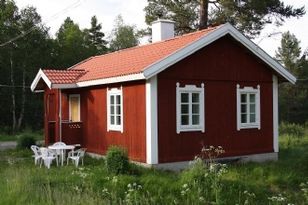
[0,124,307,204]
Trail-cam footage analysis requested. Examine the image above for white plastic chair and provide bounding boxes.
[67,148,86,167]
[40,147,58,169]
[30,145,42,165]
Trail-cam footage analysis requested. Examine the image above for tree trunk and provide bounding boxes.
[199,0,209,29]
[10,52,16,134]
[17,67,26,131]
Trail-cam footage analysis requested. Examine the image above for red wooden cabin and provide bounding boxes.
[31,21,296,170]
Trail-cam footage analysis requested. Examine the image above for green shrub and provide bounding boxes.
[105,146,129,174]
[17,134,36,149]
[279,122,304,138]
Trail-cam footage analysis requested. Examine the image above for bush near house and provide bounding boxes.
[0,123,307,204]
[16,134,36,149]
[105,146,130,174]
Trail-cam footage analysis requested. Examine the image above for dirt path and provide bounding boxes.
[0,141,17,151]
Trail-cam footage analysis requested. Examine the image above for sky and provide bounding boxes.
[14,0,308,57]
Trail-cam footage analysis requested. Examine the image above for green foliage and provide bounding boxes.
[16,134,36,149]
[105,146,130,174]
[279,122,305,138]
[84,15,108,55]
[144,0,305,38]
[0,135,308,204]
[109,15,139,51]
[0,2,108,133]
[276,32,308,124]
[276,31,302,76]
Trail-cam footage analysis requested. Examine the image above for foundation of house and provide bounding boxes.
[87,152,278,172]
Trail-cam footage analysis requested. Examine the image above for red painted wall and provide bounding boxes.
[60,81,147,162]
[157,35,274,163]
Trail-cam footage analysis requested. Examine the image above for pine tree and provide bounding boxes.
[145,0,305,38]
[85,16,107,55]
[276,31,301,76]
[275,32,308,123]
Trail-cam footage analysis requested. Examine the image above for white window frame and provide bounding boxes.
[69,94,80,122]
[176,82,205,134]
[236,84,261,130]
[107,87,123,132]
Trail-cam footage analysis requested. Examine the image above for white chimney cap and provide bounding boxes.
[151,19,175,43]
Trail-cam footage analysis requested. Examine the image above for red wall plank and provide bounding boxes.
[157,35,274,163]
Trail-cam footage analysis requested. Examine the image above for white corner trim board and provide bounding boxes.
[273,75,279,152]
[146,76,158,164]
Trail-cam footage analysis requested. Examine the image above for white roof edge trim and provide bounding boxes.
[30,69,52,92]
[76,73,145,88]
[143,23,296,84]
[226,24,296,84]
[52,84,78,89]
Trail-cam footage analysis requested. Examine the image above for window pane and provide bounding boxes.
[181,115,189,125]
[116,105,121,114]
[116,116,121,125]
[250,114,256,123]
[110,105,114,114]
[241,94,247,103]
[110,95,114,104]
[250,103,256,113]
[241,104,247,114]
[181,93,189,103]
[192,93,199,103]
[192,104,199,114]
[116,95,121,105]
[181,104,189,114]
[250,94,255,103]
[192,115,200,125]
[110,115,115,125]
[241,114,247,123]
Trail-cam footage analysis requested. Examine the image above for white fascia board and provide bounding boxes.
[226,24,296,84]
[30,69,52,92]
[52,84,78,89]
[76,73,145,87]
[143,23,296,84]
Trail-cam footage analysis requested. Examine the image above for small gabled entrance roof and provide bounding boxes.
[31,23,296,92]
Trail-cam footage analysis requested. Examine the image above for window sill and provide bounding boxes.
[239,123,260,130]
[177,127,204,134]
[107,126,123,133]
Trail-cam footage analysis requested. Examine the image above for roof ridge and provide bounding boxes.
[43,69,86,72]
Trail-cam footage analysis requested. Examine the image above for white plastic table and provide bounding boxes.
[48,145,75,166]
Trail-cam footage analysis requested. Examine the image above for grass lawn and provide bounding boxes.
[0,135,307,205]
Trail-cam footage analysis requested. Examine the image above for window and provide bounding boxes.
[107,87,123,132]
[236,84,260,130]
[176,83,205,134]
[69,94,80,122]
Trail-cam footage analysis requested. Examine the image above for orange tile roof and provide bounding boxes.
[44,26,219,84]
[43,69,87,84]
